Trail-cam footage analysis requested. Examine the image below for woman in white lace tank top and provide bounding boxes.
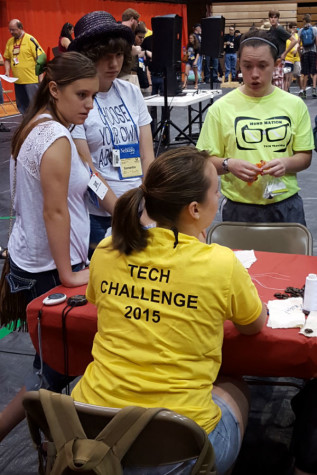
[0,52,99,442]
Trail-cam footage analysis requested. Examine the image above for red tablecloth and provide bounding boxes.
[27,251,317,378]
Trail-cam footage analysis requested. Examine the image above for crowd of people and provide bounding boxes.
[0,6,317,475]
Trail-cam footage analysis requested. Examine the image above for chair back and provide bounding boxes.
[207,222,313,255]
[23,390,216,474]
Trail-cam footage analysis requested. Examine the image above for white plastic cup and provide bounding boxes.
[303,274,317,312]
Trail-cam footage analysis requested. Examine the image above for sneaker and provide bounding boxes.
[299,90,306,99]
[0,123,10,132]
[313,88,317,98]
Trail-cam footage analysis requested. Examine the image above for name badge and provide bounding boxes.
[115,143,143,180]
[88,174,108,200]
[112,149,121,168]
[13,45,21,55]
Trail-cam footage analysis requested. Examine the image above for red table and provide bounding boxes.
[27,251,317,378]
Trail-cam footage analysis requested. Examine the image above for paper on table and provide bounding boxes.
[299,311,317,338]
[267,297,305,329]
[234,250,257,269]
[0,75,18,83]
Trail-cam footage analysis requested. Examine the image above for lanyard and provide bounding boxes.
[13,34,24,56]
[94,82,139,147]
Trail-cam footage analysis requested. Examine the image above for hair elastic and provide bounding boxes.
[240,37,278,51]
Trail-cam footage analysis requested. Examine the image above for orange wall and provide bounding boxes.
[0,1,188,61]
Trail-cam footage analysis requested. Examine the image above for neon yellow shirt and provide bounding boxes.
[72,228,262,433]
[285,33,300,63]
[196,87,313,205]
[4,33,41,84]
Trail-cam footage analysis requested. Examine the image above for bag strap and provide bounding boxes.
[95,405,165,460]
[190,431,217,475]
[39,390,165,469]
[39,390,112,475]
[39,389,86,451]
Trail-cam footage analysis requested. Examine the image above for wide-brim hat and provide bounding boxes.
[69,11,135,52]
[260,21,271,31]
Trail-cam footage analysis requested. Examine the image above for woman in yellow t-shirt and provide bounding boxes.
[284,23,301,92]
[72,147,266,475]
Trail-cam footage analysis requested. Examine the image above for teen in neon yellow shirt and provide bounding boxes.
[197,30,313,224]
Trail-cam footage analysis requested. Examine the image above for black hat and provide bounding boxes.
[69,11,135,52]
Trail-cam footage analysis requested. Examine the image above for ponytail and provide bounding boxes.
[112,187,148,255]
[112,147,211,256]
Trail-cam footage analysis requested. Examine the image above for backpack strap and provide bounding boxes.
[39,390,165,474]
[190,431,217,475]
[95,405,165,460]
[39,389,112,474]
[39,389,86,451]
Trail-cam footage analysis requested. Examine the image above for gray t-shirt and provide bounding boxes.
[299,25,317,53]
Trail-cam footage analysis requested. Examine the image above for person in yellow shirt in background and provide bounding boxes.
[284,22,301,93]
[4,19,44,114]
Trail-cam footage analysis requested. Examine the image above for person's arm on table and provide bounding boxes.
[74,138,118,215]
[228,256,267,335]
[234,302,267,335]
[41,137,89,287]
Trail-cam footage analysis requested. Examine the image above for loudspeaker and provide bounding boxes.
[151,14,183,95]
[151,14,182,68]
[201,16,225,58]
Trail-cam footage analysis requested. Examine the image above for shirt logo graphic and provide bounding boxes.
[234,116,292,152]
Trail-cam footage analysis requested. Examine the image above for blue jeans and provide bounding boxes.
[204,57,219,82]
[151,75,164,95]
[8,259,83,392]
[196,55,203,76]
[14,83,39,115]
[89,214,112,259]
[123,393,241,475]
[225,53,237,80]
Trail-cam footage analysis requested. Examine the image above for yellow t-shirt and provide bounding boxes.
[72,228,262,433]
[285,33,300,63]
[4,33,41,84]
[197,87,314,205]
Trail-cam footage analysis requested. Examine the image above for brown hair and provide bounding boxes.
[11,52,97,159]
[111,147,212,255]
[304,14,311,24]
[122,8,140,22]
[135,23,146,36]
[80,37,132,74]
[239,29,279,61]
[188,34,200,50]
[268,9,280,19]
